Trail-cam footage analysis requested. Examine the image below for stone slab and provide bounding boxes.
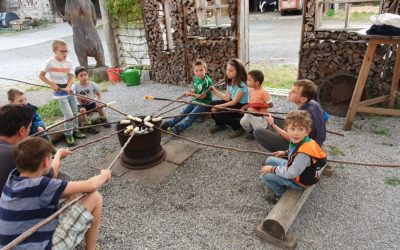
[322,164,335,177]
[256,223,298,250]
[121,161,180,186]
[92,139,199,185]
[164,139,200,165]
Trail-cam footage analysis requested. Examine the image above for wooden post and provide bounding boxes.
[99,0,119,67]
[343,39,378,130]
[388,47,400,108]
[263,187,314,239]
[237,0,249,65]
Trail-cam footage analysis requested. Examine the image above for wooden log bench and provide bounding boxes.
[256,167,333,249]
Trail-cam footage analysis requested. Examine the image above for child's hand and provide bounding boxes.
[266,114,274,126]
[209,86,216,93]
[64,87,72,94]
[184,91,194,97]
[272,151,287,158]
[260,165,273,175]
[38,127,45,132]
[211,106,220,112]
[56,148,71,159]
[52,85,61,91]
[101,169,112,181]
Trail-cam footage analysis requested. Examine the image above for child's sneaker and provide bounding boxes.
[65,135,76,147]
[208,124,226,133]
[166,127,176,135]
[86,126,100,134]
[229,128,245,139]
[161,121,170,130]
[245,132,255,140]
[169,126,182,135]
[99,116,111,128]
[73,130,87,139]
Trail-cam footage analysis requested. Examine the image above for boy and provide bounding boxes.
[39,39,86,147]
[0,137,111,249]
[0,105,33,191]
[239,70,273,140]
[74,66,111,134]
[7,88,47,135]
[161,59,213,134]
[259,110,327,203]
[254,79,327,152]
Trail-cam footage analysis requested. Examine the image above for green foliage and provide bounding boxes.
[326,9,335,17]
[106,0,143,20]
[384,177,400,187]
[250,63,297,90]
[25,86,48,92]
[372,127,390,136]
[37,100,63,125]
[327,145,345,156]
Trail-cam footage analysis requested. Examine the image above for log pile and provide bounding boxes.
[138,0,238,86]
[300,0,399,96]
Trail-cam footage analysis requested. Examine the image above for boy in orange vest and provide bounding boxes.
[259,110,327,203]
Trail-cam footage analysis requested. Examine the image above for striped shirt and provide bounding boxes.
[0,169,67,249]
[41,57,74,99]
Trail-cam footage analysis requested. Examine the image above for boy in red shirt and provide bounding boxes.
[240,70,273,139]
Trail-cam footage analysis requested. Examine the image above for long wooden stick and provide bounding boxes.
[1,130,135,250]
[152,93,187,116]
[155,126,274,156]
[31,104,107,137]
[43,121,119,136]
[74,93,127,116]
[162,111,236,119]
[154,79,226,117]
[156,127,399,168]
[69,129,125,152]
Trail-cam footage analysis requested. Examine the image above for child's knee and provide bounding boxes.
[81,191,103,211]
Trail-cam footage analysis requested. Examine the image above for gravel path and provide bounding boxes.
[41,81,399,250]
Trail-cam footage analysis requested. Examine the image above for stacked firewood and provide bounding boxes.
[300,0,398,92]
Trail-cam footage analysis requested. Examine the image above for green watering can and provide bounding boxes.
[113,66,142,86]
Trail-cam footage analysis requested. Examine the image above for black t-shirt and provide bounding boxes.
[0,140,16,192]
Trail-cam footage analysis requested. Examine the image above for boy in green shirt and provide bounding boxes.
[161,59,213,134]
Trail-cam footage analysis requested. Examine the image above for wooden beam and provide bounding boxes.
[344,42,378,130]
[358,95,389,107]
[357,106,400,116]
[389,47,400,107]
[256,224,298,250]
[262,187,315,239]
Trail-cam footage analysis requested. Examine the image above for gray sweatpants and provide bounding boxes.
[253,117,288,152]
[240,113,268,132]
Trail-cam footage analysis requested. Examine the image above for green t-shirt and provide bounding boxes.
[192,74,213,104]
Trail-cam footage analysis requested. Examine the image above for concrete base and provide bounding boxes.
[87,66,108,83]
[92,139,199,186]
[256,223,298,250]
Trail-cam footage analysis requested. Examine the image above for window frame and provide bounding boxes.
[195,0,232,28]
[314,0,382,31]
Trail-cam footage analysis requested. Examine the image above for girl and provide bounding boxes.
[209,58,249,138]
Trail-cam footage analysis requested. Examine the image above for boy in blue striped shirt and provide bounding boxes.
[0,137,111,250]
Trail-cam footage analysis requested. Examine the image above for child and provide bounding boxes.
[0,137,111,249]
[239,70,273,140]
[7,88,47,136]
[74,66,111,134]
[254,79,327,152]
[259,110,327,203]
[161,59,213,134]
[209,58,249,139]
[39,39,86,147]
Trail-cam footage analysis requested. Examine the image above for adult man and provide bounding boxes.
[0,105,33,191]
[254,79,327,152]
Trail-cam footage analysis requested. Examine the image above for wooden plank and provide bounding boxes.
[358,95,389,107]
[322,164,335,177]
[389,48,400,108]
[263,187,315,239]
[237,0,249,65]
[163,0,173,51]
[343,42,377,130]
[357,106,400,116]
[256,223,298,250]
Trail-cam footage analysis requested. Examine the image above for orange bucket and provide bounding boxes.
[107,67,121,83]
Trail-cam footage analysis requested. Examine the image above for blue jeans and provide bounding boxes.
[165,104,210,133]
[259,156,304,197]
[57,96,79,136]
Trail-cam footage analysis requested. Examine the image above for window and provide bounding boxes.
[157,0,174,51]
[195,0,232,28]
[315,0,382,31]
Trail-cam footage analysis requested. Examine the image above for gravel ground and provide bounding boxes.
[21,81,397,250]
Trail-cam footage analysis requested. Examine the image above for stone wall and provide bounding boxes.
[0,0,55,21]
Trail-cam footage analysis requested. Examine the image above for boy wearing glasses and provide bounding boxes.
[39,39,86,147]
